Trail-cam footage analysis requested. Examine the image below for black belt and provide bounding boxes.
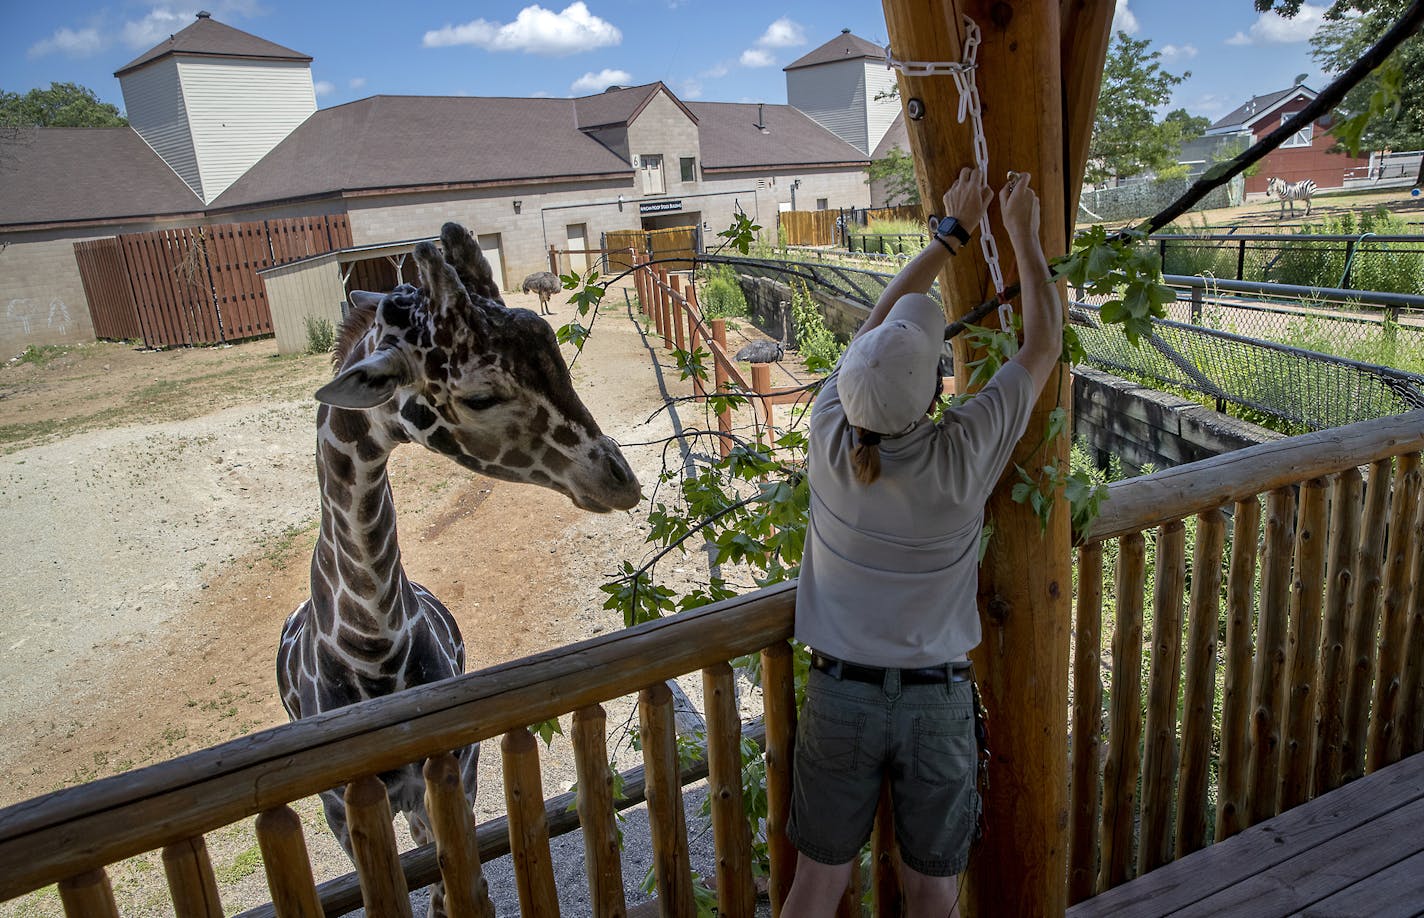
[811,651,973,685]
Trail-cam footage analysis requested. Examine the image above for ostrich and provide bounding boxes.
[521,270,561,316]
[735,300,794,364]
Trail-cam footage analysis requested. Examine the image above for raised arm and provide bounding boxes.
[856,166,993,339]
[999,173,1063,392]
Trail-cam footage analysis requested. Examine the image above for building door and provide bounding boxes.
[567,223,588,274]
[640,155,665,195]
[477,233,505,292]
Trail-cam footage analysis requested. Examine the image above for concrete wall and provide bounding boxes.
[0,233,97,358]
[1073,366,1280,474]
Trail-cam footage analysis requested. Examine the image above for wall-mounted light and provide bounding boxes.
[513,200,522,214]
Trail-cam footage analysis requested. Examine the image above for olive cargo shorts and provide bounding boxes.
[786,666,980,876]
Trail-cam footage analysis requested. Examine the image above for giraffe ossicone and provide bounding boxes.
[278,222,640,917]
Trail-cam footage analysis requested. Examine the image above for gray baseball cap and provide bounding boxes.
[839,293,945,435]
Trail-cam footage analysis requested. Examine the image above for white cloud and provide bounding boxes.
[28,26,104,58]
[757,17,806,49]
[571,68,632,92]
[1160,43,1197,61]
[314,80,335,96]
[121,7,193,50]
[1227,3,1325,45]
[1112,0,1139,35]
[422,2,622,56]
[349,76,367,89]
[739,48,774,68]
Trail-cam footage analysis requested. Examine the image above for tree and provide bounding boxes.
[0,82,126,128]
[1086,32,1194,185]
[867,145,919,206]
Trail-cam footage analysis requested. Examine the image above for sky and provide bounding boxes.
[1,0,1343,124]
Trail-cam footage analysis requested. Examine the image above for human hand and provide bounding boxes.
[998,171,1040,242]
[940,166,993,236]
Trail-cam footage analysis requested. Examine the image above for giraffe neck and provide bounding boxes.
[309,407,413,652]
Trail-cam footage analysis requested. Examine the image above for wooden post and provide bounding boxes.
[1341,458,1393,783]
[1068,540,1104,903]
[1216,498,1262,842]
[423,752,494,918]
[1098,532,1146,891]
[751,364,773,448]
[58,869,119,917]
[162,836,223,918]
[1400,496,1424,759]
[640,682,696,916]
[502,728,560,917]
[1177,509,1226,858]
[704,662,755,918]
[1368,452,1421,771]
[670,274,686,353]
[711,318,733,459]
[255,806,324,918]
[1139,521,1185,876]
[1314,468,1363,796]
[572,705,626,918]
[871,778,904,916]
[878,2,1091,911]
[1246,487,1297,827]
[345,775,413,918]
[761,640,798,915]
[1281,478,1329,812]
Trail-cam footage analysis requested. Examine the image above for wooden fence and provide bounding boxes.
[779,206,922,247]
[75,215,352,348]
[1,300,1422,913]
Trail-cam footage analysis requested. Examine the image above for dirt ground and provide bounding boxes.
[0,284,797,916]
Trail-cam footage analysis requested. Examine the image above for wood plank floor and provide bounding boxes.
[1067,752,1424,917]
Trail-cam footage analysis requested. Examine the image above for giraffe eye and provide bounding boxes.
[460,394,503,411]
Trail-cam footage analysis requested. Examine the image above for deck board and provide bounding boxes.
[1067,752,1424,917]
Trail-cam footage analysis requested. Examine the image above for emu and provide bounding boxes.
[735,300,794,364]
[521,270,561,315]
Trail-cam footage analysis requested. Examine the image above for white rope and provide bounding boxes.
[886,17,1014,331]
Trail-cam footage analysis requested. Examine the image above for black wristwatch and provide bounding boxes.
[929,214,971,253]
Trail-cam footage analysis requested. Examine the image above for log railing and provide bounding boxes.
[2,375,1422,914]
[1067,409,1424,903]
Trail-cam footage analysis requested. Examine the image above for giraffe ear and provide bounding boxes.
[315,347,414,409]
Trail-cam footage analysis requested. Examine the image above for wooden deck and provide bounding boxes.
[1067,752,1424,917]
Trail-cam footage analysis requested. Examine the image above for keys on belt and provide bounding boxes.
[810,651,973,685]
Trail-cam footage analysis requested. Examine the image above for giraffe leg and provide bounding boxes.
[318,787,355,861]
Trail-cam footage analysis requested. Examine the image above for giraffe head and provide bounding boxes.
[315,223,641,513]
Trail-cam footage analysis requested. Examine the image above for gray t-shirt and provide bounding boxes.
[794,354,1037,668]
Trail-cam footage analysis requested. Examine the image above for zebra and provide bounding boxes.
[1267,177,1317,218]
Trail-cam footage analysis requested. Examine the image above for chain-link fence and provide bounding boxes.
[706,253,1424,431]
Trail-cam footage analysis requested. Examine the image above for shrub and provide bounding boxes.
[696,264,749,319]
[304,316,335,355]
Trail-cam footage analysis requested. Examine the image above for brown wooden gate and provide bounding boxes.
[74,215,354,348]
[73,238,141,341]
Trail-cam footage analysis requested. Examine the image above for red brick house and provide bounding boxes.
[1205,83,1369,196]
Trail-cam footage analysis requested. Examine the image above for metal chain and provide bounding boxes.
[887,17,1015,330]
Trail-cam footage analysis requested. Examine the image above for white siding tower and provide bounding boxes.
[116,11,316,204]
[785,30,899,157]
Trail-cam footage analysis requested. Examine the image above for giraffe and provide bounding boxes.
[276,222,641,917]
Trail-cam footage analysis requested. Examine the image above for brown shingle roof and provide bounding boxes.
[689,102,868,170]
[784,30,886,72]
[0,127,202,227]
[115,13,310,77]
[209,95,633,209]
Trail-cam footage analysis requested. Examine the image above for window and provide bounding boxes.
[640,154,665,194]
[680,156,697,183]
[1282,123,1314,148]
[816,198,829,210]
